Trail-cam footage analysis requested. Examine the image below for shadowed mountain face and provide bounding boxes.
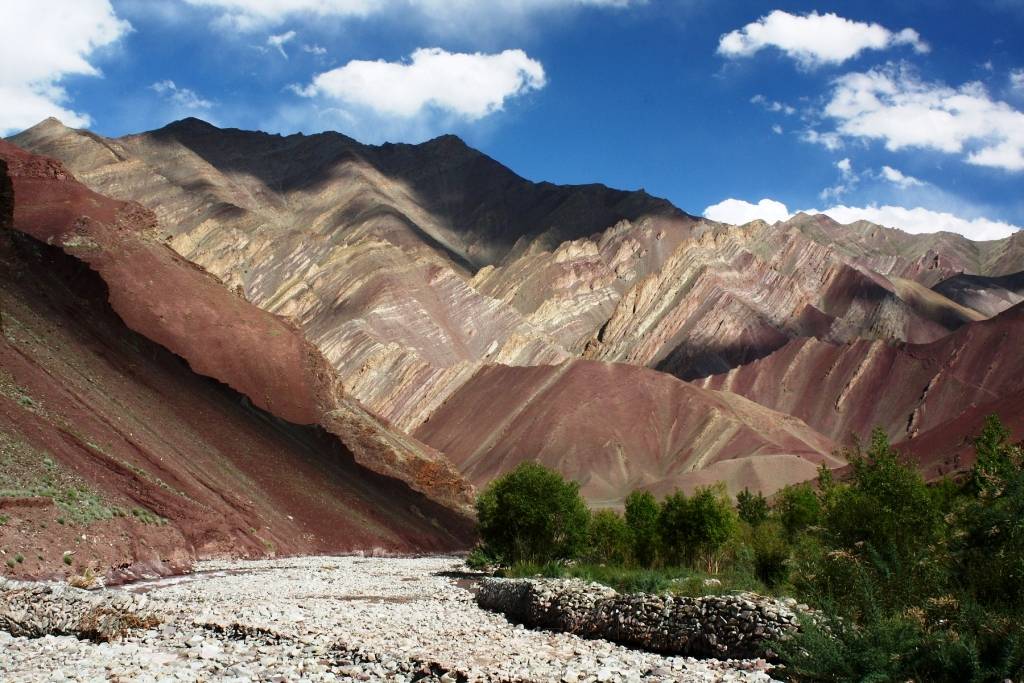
[0,140,475,577]
[7,117,1024,503]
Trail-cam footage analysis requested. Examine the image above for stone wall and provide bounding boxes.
[476,577,800,659]
[0,578,159,641]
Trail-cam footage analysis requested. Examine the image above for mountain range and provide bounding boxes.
[2,117,1022,577]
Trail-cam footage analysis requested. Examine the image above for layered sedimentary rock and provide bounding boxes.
[10,118,689,429]
[932,271,1024,318]
[696,303,1024,463]
[8,117,1024,500]
[416,359,840,503]
[0,141,474,579]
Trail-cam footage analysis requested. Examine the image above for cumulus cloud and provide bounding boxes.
[880,165,923,188]
[0,0,130,135]
[822,64,1024,171]
[717,10,928,68]
[267,30,296,58]
[151,80,213,110]
[294,47,545,120]
[703,198,792,225]
[703,197,1020,241]
[183,0,635,31]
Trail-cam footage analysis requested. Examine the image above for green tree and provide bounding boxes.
[688,485,739,573]
[475,462,590,564]
[971,414,1020,497]
[624,490,660,567]
[586,509,633,565]
[658,490,692,566]
[736,487,769,526]
[774,483,821,538]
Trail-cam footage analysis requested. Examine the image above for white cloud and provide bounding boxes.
[295,47,545,120]
[801,129,844,151]
[717,10,928,68]
[302,43,327,55]
[703,198,792,225]
[703,198,1020,241]
[267,30,296,58]
[771,124,783,135]
[150,80,213,110]
[880,165,923,188]
[804,204,1020,241]
[183,0,635,31]
[1011,69,1024,92]
[750,94,795,115]
[823,64,1024,171]
[0,0,130,135]
[819,157,857,202]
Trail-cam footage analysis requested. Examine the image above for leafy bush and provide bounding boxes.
[624,490,660,567]
[586,509,633,565]
[475,462,590,564]
[748,521,790,588]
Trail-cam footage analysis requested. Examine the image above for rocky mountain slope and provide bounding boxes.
[0,141,474,580]
[697,302,1024,461]
[7,117,1024,506]
[416,360,840,504]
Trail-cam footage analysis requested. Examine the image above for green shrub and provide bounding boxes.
[749,521,790,588]
[736,487,769,526]
[971,414,1020,497]
[475,462,590,564]
[465,545,497,570]
[624,490,660,567]
[586,509,633,565]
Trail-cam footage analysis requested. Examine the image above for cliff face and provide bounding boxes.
[8,118,1024,499]
[0,141,475,579]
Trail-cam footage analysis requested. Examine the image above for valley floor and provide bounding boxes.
[0,556,776,682]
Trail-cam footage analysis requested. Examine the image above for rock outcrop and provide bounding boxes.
[476,577,800,659]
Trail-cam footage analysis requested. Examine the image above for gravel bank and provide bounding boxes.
[0,556,779,682]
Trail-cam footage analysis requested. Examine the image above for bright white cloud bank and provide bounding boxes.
[717,10,927,68]
[0,0,129,135]
[296,48,546,120]
[702,199,1020,241]
[824,65,1024,172]
[704,198,792,225]
[184,0,633,30]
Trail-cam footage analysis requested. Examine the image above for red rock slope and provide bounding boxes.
[0,142,474,581]
[415,359,840,505]
[697,303,1024,475]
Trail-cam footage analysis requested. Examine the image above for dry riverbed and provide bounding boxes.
[0,556,778,682]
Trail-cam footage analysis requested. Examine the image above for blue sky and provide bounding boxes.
[3,1,1023,239]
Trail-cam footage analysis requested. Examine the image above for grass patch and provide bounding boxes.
[0,432,164,526]
[500,562,770,596]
